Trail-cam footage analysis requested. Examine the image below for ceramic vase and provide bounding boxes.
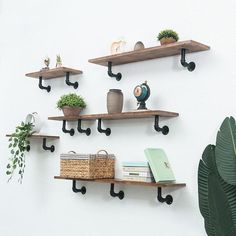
[134,41,145,50]
[107,89,123,114]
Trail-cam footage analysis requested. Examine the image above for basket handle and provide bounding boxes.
[96,149,108,158]
[68,151,76,154]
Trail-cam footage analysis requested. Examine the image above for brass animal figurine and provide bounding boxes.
[111,40,126,54]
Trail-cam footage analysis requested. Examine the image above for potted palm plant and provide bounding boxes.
[57,93,86,116]
[157,29,179,45]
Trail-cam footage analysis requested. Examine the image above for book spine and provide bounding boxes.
[144,149,160,182]
[122,176,154,182]
[123,171,152,177]
[122,167,150,172]
[122,162,148,167]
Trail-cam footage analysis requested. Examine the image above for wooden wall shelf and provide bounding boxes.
[25,67,83,92]
[55,176,186,204]
[48,110,178,121]
[48,110,179,136]
[6,134,60,152]
[89,40,210,80]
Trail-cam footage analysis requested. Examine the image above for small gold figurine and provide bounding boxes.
[41,56,50,70]
[110,40,126,55]
[56,55,62,67]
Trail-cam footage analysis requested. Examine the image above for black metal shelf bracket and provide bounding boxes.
[65,72,78,89]
[72,180,86,194]
[110,183,124,200]
[77,119,91,136]
[157,187,173,205]
[38,76,51,92]
[42,138,55,152]
[154,116,169,135]
[108,61,122,81]
[62,120,75,136]
[180,48,196,72]
[97,119,111,136]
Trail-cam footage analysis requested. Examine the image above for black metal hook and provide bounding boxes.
[157,187,173,205]
[62,120,75,136]
[42,138,55,152]
[108,61,122,81]
[72,180,86,194]
[38,76,51,92]
[110,183,124,200]
[180,48,196,72]
[65,72,78,89]
[77,119,91,136]
[97,119,111,136]
[154,116,169,135]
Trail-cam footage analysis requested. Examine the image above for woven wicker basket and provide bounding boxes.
[60,150,115,179]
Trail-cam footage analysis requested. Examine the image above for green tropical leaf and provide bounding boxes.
[198,145,236,235]
[215,117,236,185]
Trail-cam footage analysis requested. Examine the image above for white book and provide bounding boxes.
[122,166,151,172]
[123,171,152,177]
[123,176,154,182]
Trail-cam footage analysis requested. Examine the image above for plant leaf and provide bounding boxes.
[215,117,236,185]
[198,145,236,235]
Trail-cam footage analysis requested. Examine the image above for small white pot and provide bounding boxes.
[25,112,42,133]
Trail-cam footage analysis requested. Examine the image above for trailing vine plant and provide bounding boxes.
[6,121,34,183]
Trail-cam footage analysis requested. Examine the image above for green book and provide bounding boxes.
[144,148,176,182]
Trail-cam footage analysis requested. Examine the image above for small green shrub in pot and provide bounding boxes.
[157,29,179,45]
[57,93,86,116]
[7,121,34,183]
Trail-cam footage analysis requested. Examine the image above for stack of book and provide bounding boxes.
[122,161,154,182]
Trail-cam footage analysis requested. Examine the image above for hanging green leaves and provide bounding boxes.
[7,121,34,183]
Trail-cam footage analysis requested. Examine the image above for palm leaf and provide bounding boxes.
[198,145,236,235]
[215,117,236,185]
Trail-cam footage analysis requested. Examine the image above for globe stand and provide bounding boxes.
[137,101,148,110]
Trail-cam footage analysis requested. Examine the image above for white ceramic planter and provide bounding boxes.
[25,112,42,133]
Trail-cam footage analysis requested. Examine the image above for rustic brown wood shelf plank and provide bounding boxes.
[6,134,59,152]
[6,134,60,139]
[89,40,210,66]
[25,67,82,80]
[48,110,179,121]
[54,176,186,188]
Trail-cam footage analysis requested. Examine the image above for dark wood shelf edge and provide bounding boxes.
[54,176,186,188]
[48,110,179,121]
[6,134,60,139]
[88,40,210,66]
[25,67,83,79]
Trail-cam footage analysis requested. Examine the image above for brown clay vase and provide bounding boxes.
[134,41,145,50]
[107,89,123,114]
[160,37,177,45]
[62,106,82,116]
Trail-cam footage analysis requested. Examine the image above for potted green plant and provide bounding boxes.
[6,121,34,183]
[57,93,86,116]
[157,29,179,45]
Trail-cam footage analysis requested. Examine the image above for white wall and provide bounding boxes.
[0,0,235,235]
